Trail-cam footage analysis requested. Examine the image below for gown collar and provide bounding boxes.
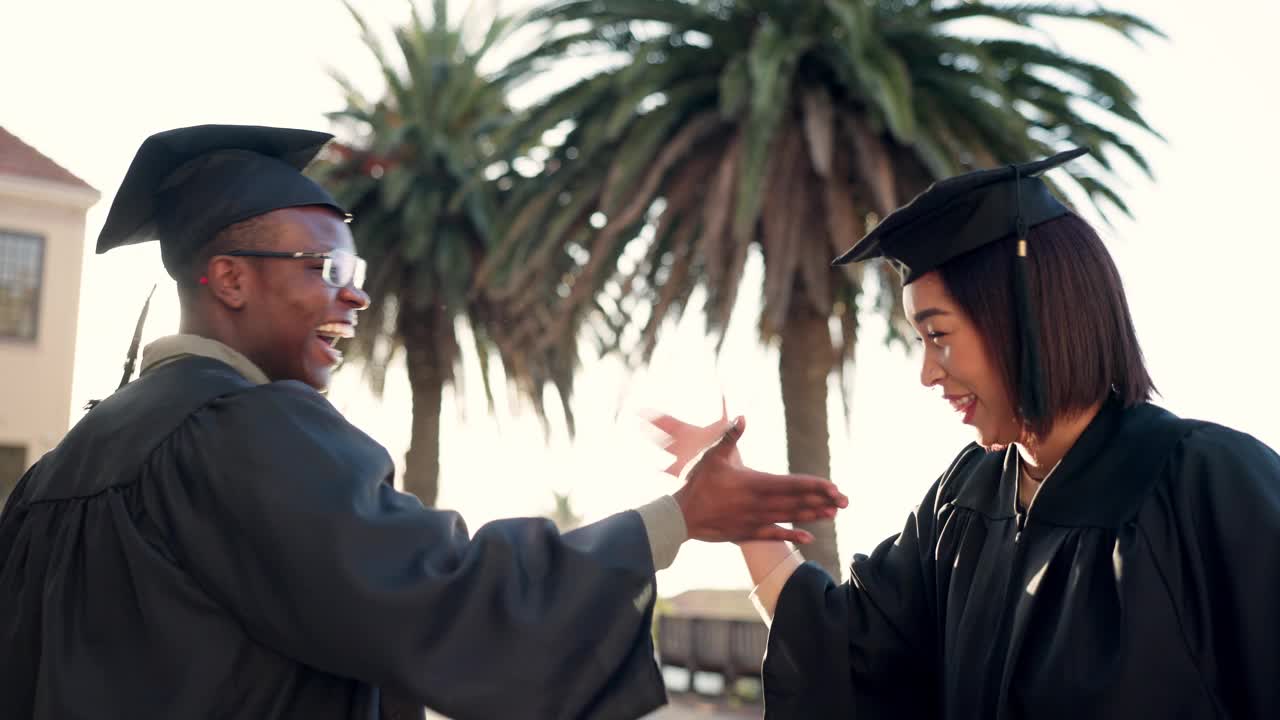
[1000,398,1190,528]
[950,398,1192,529]
[140,334,271,386]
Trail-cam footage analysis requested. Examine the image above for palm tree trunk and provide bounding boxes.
[401,306,444,508]
[379,307,443,720]
[778,299,842,581]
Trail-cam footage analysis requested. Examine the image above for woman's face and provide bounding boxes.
[903,271,1021,450]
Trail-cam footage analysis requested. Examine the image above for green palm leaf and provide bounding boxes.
[487,0,1162,580]
[320,2,585,522]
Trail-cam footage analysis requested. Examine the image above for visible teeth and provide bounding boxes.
[951,395,976,412]
[315,322,354,339]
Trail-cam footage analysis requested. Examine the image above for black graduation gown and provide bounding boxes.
[0,356,667,720]
[762,400,1280,718]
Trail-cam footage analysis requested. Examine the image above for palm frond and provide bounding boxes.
[923,3,1166,44]
[734,18,803,240]
[323,1,585,444]
[487,0,1161,431]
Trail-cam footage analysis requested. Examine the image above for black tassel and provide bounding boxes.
[117,284,158,390]
[1011,167,1045,426]
[1013,244,1045,425]
[85,284,157,412]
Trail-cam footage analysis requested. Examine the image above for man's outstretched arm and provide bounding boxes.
[154,384,844,720]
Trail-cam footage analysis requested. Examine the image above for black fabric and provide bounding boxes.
[830,148,1087,281]
[95,124,349,278]
[762,400,1280,718]
[0,357,667,720]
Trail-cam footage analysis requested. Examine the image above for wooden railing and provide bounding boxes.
[656,614,768,694]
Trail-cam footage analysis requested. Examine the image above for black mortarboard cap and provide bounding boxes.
[832,147,1091,427]
[96,124,349,280]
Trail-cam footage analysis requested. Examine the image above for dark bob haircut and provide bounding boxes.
[938,213,1155,436]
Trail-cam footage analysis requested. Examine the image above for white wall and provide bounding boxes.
[0,175,97,478]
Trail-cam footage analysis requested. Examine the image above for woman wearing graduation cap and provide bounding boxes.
[656,149,1280,718]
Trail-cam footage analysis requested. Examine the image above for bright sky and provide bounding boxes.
[3,0,1278,597]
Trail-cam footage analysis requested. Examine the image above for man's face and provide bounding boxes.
[234,206,370,390]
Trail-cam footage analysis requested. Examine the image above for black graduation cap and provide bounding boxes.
[96,124,349,280]
[832,147,1090,426]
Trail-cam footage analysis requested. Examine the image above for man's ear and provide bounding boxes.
[205,256,250,310]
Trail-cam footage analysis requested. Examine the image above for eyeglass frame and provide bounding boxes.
[222,248,367,289]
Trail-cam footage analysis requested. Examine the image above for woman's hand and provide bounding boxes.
[647,401,821,618]
[670,416,841,544]
[649,396,739,476]
[649,402,843,545]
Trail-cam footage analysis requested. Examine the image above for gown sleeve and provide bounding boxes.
[761,474,951,718]
[1159,424,1280,718]
[143,381,667,720]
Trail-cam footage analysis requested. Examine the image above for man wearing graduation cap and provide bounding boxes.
[657,149,1280,718]
[0,124,848,720]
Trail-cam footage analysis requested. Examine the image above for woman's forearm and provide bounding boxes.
[742,540,804,623]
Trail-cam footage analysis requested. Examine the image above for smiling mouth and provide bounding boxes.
[315,322,355,347]
[947,394,978,424]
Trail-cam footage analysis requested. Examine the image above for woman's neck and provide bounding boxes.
[1016,402,1103,482]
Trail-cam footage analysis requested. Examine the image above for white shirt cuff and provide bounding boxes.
[748,547,805,626]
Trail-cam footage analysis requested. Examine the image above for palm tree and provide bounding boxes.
[320,0,580,510]
[485,0,1163,578]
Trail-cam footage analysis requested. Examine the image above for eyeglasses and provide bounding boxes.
[224,248,367,289]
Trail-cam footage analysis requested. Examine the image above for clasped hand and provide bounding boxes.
[651,401,846,545]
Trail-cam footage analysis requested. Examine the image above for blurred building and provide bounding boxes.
[0,126,98,504]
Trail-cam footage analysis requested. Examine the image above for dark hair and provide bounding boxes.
[938,212,1155,436]
[176,214,279,295]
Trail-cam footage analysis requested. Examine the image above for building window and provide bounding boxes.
[0,230,45,340]
[0,444,26,508]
